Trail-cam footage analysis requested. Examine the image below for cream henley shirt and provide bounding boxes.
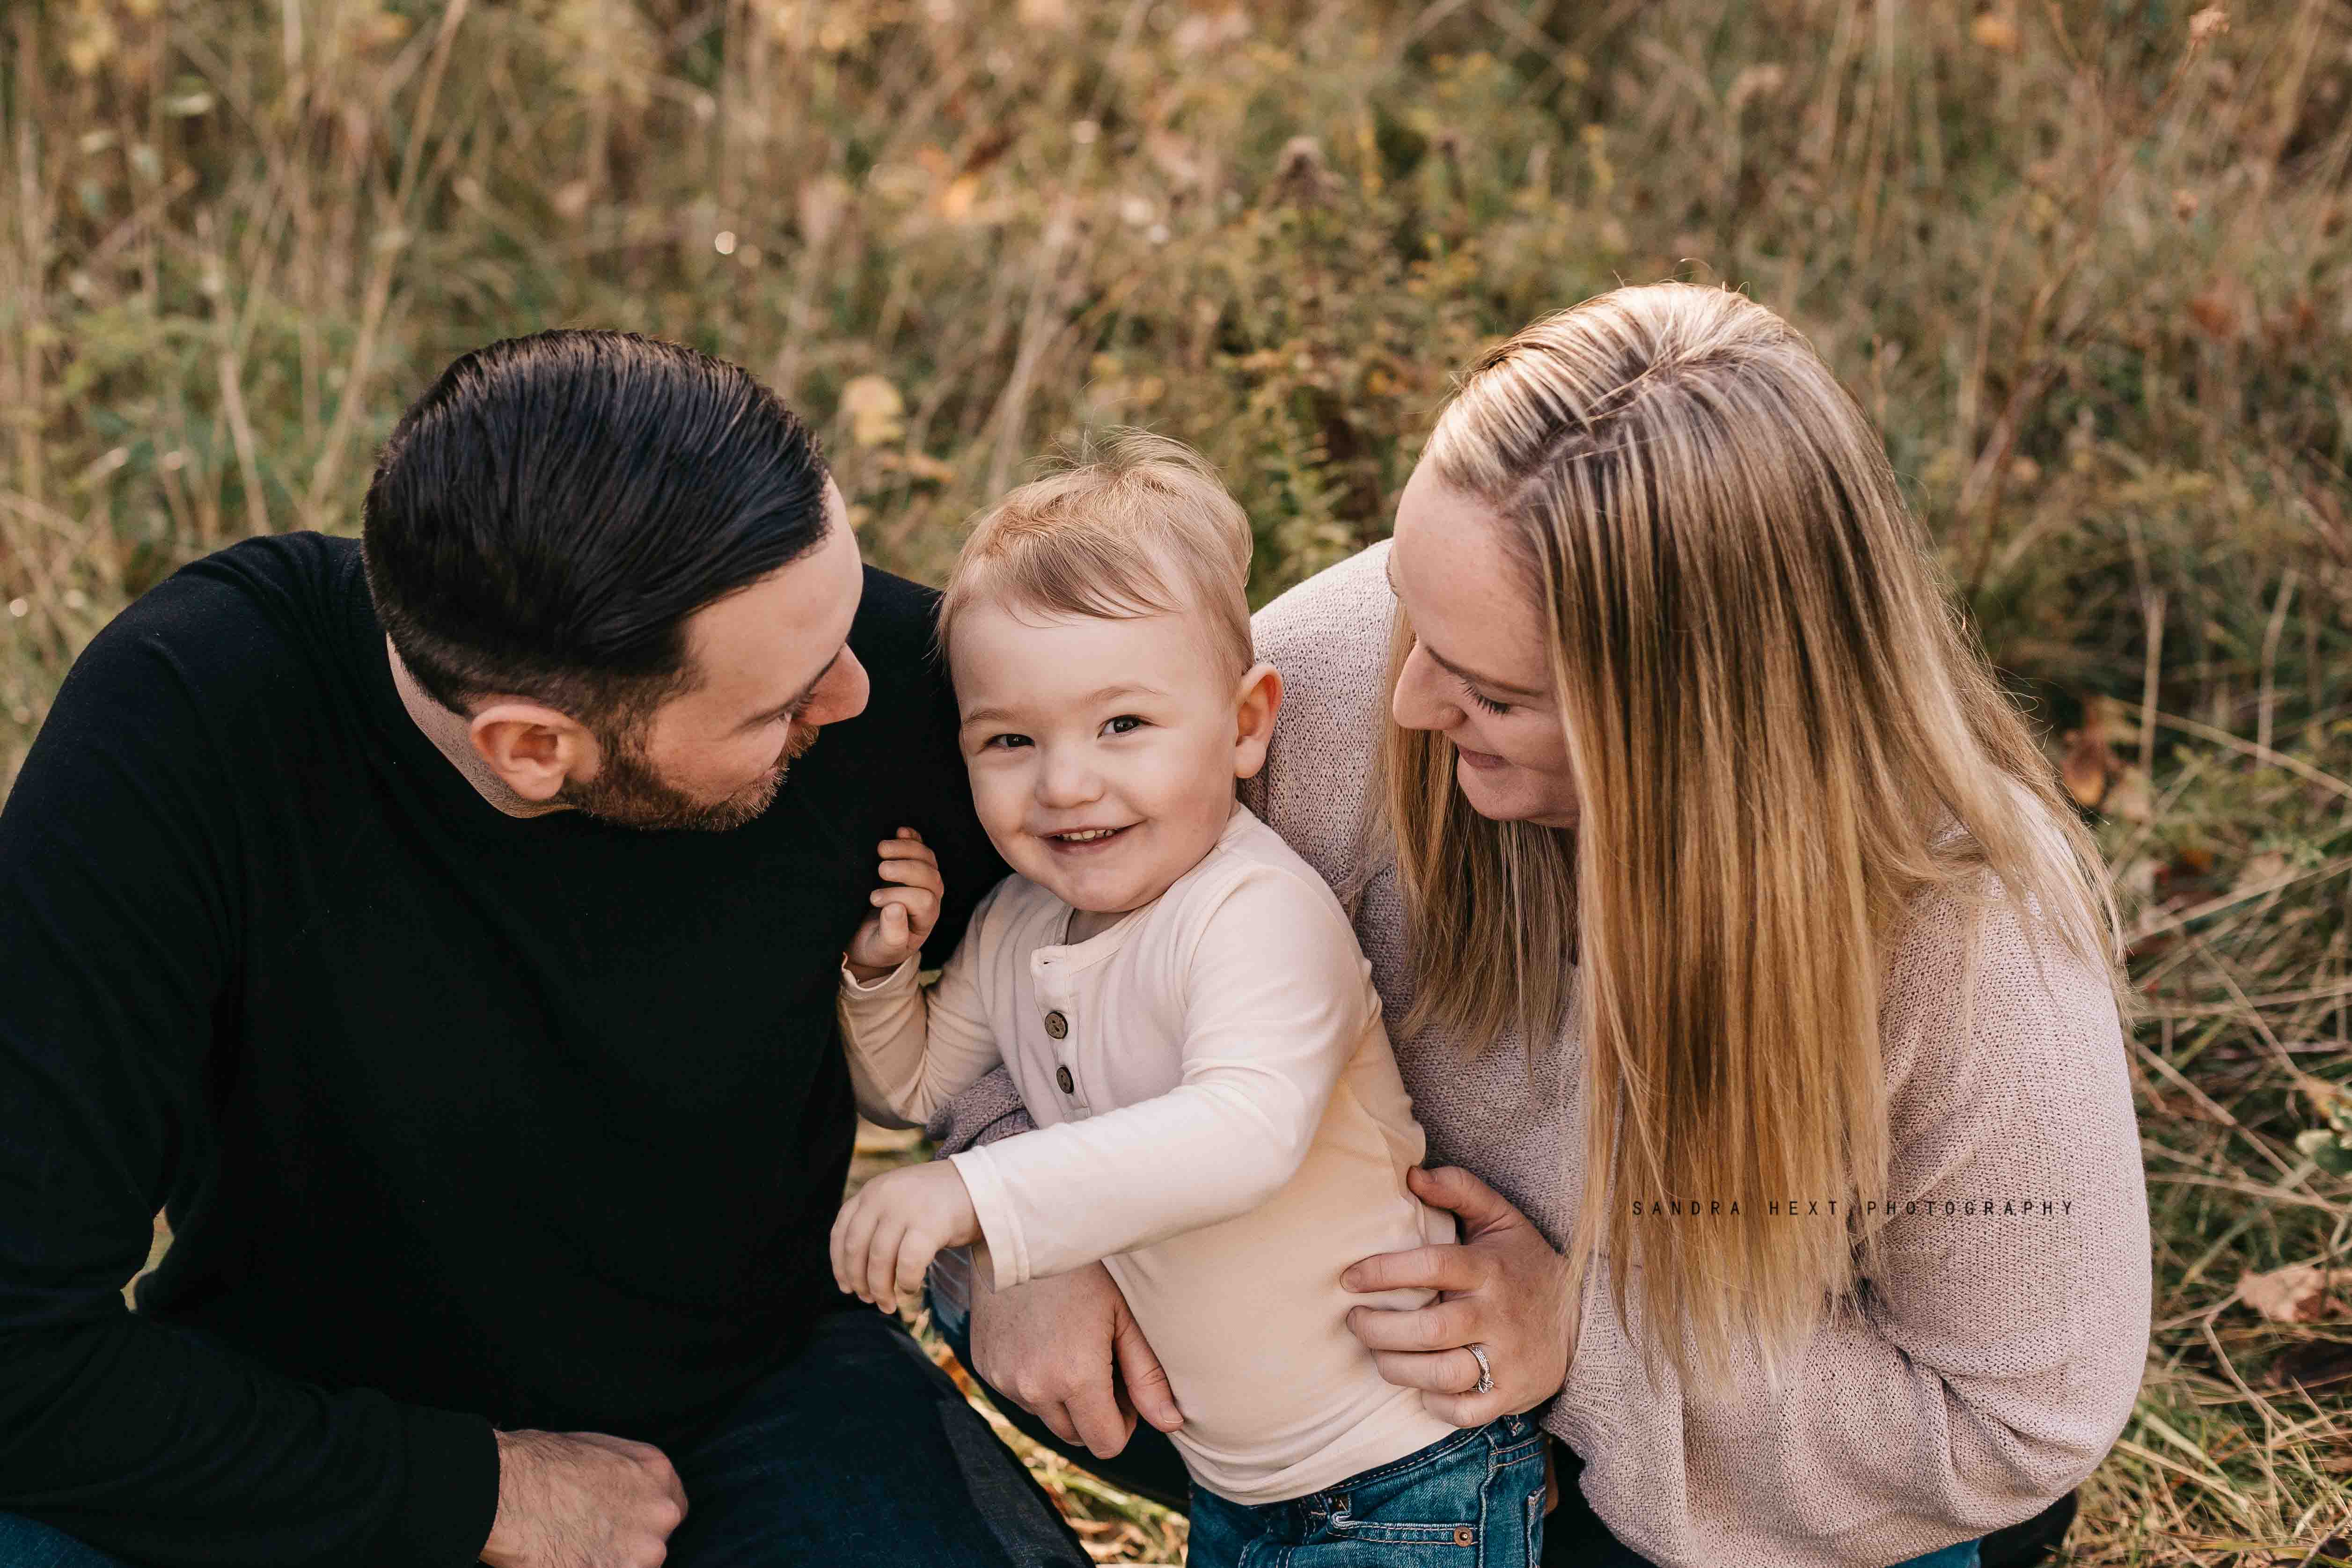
[837,803,1460,1504]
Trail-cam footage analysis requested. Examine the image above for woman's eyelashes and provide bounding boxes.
[1458,676,1512,716]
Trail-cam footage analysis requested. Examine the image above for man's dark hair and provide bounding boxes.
[361,330,832,722]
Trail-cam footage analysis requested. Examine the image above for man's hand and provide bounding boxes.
[479,1429,686,1568]
[844,828,943,981]
[967,1260,1184,1459]
[1341,1165,1577,1427]
[832,1160,982,1307]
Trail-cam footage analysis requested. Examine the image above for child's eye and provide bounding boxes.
[1458,677,1512,717]
[982,733,1033,750]
[1103,715,1146,736]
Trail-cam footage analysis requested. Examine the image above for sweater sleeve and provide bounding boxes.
[0,591,497,1567]
[948,867,1371,1290]
[836,890,1007,1128]
[1548,891,2153,1568]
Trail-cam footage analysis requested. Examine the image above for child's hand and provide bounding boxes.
[844,829,942,980]
[830,1161,982,1309]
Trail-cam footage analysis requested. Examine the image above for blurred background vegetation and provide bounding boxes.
[8,0,2352,1561]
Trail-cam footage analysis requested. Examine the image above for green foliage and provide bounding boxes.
[7,0,2352,1559]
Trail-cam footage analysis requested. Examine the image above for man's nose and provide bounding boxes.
[805,646,871,727]
[1389,640,1462,733]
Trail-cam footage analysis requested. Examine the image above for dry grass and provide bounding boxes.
[12,0,2352,1561]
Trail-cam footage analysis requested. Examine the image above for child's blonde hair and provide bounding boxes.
[940,431,1256,684]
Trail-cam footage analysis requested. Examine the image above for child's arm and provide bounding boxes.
[831,831,1005,1307]
[835,830,1004,1127]
[947,865,1369,1291]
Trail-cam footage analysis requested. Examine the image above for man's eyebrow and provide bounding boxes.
[744,647,841,729]
[1384,550,1548,699]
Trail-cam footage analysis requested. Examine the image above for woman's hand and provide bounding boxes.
[1342,1165,1577,1428]
[967,1260,1184,1459]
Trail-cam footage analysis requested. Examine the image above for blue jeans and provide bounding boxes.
[0,1308,1089,1568]
[1187,1414,1546,1568]
[929,1274,1985,1568]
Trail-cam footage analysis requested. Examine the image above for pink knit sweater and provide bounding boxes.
[932,542,2152,1568]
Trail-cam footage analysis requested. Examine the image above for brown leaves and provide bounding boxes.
[2234,1263,2352,1323]
[2061,695,2150,819]
[1970,9,2022,53]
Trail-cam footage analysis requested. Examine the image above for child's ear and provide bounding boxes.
[1231,661,1283,781]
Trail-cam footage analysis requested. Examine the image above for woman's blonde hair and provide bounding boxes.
[940,430,1255,683]
[1384,281,2121,1392]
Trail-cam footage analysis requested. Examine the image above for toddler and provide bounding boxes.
[828,434,1546,1567]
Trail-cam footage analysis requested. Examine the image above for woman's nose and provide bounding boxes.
[1390,640,1462,733]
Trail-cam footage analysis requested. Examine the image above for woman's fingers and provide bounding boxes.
[1368,1347,1489,1397]
[1346,1298,1482,1353]
[1408,1165,1524,1239]
[1419,1387,1511,1431]
[1341,1242,1490,1295]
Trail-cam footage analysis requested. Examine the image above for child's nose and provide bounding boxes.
[1034,750,1103,808]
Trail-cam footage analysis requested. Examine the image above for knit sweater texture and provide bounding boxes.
[931,540,2153,1568]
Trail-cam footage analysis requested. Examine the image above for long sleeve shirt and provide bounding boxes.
[839,803,1458,1504]
[930,540,2154,1568]
[0,534,1004,1566]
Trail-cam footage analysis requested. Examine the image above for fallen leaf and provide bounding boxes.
[2235,1263,2352,1323]
[2264,1340,2352,1392]
[2233,850,2289,893]
[936,173,980,222]
[2062,695,2125,807]
[2186,284,2241,341]
[1970,10,2021,51]
[839,375,906,448]
[2106,767,2153,822]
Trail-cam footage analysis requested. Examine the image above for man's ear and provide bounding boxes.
[1231,661,1283,781]
[467,701,599,804]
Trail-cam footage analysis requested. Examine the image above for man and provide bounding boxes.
[0,331,1087,1567]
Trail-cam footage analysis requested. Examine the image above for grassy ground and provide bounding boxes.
[15,0,2352,1561]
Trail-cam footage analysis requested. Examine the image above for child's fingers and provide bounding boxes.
[830,1199,868,1300]
[868,888,937,939]
[893,1235,935,1301]
[865,1215,910,1308]
[875,851,945,888]
[875,837,936,863]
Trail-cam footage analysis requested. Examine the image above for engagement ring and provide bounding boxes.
[1466,1342,1495,1395]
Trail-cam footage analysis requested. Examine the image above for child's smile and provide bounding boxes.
[950,600,1277,919]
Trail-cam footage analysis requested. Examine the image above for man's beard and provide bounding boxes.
[559,718,821,833]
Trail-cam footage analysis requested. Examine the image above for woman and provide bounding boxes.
[929,282,2151,1568]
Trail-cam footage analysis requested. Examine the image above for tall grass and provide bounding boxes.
[7,1,2352,1561]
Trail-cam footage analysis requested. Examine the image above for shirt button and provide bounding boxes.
[1043,1010,1069,1040]
[1055,1065,1075,1095]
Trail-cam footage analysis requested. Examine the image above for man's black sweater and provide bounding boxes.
[0,534,1004,1566]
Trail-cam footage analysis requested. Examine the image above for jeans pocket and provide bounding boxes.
[1307,1418,1546,1566]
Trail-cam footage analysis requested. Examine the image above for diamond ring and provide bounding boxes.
[1466,1342,1495,1395]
